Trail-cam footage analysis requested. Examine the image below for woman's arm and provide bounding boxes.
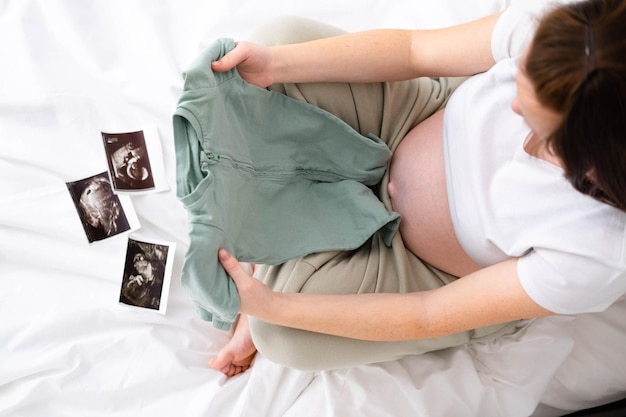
[218,250,554,341]
[211,13,502,87]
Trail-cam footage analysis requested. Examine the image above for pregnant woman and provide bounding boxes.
[207,0,626,376]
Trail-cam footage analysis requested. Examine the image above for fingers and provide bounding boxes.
[210,42,272,88]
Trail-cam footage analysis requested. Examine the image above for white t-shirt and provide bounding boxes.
[443,5,626,315]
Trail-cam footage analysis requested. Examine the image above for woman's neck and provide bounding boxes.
[524,132,563,168]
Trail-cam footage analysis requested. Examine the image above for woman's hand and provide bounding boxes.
[211,42,274,88]
[218,249,274,318]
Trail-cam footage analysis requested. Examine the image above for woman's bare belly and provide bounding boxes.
[387,109,481,277]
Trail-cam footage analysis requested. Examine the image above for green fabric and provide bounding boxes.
[173,38,400,330]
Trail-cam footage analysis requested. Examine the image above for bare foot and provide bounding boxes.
[209,313,257,377]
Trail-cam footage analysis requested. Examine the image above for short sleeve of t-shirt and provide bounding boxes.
[518,239,626,315]
[491,4,542,63]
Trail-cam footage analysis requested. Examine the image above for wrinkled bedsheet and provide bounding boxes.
[1,1,625,416]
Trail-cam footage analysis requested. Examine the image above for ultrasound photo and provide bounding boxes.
[119,237,175,314]
[102,130,155,191]
[66,172,131,243]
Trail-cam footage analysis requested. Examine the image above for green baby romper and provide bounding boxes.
[173,38,400,330]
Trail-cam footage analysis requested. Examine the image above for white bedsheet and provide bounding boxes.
[1,1,625,416]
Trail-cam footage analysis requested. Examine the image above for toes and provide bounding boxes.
[209,352,232,370]
[220,363,250,377]
[210,354,253,377]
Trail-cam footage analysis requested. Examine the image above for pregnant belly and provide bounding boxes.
[387,109,480,277]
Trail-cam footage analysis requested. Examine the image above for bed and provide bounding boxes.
[1,0,625,416]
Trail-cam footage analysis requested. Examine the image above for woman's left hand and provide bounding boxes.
[218,249,275,319]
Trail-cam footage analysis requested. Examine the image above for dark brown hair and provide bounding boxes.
[525,0,626,211]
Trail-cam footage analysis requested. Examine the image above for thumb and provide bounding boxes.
[210,44,243,73]
[218,249,248,284]
[210,57,232,73]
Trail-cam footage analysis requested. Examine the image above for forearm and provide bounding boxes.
[260,291,432,341]
[248,259,553,342]
[219,250,552,343]
[268,29,419,84]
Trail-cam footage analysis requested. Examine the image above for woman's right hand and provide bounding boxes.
[211,41,274,88]
[218,249,275,320]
